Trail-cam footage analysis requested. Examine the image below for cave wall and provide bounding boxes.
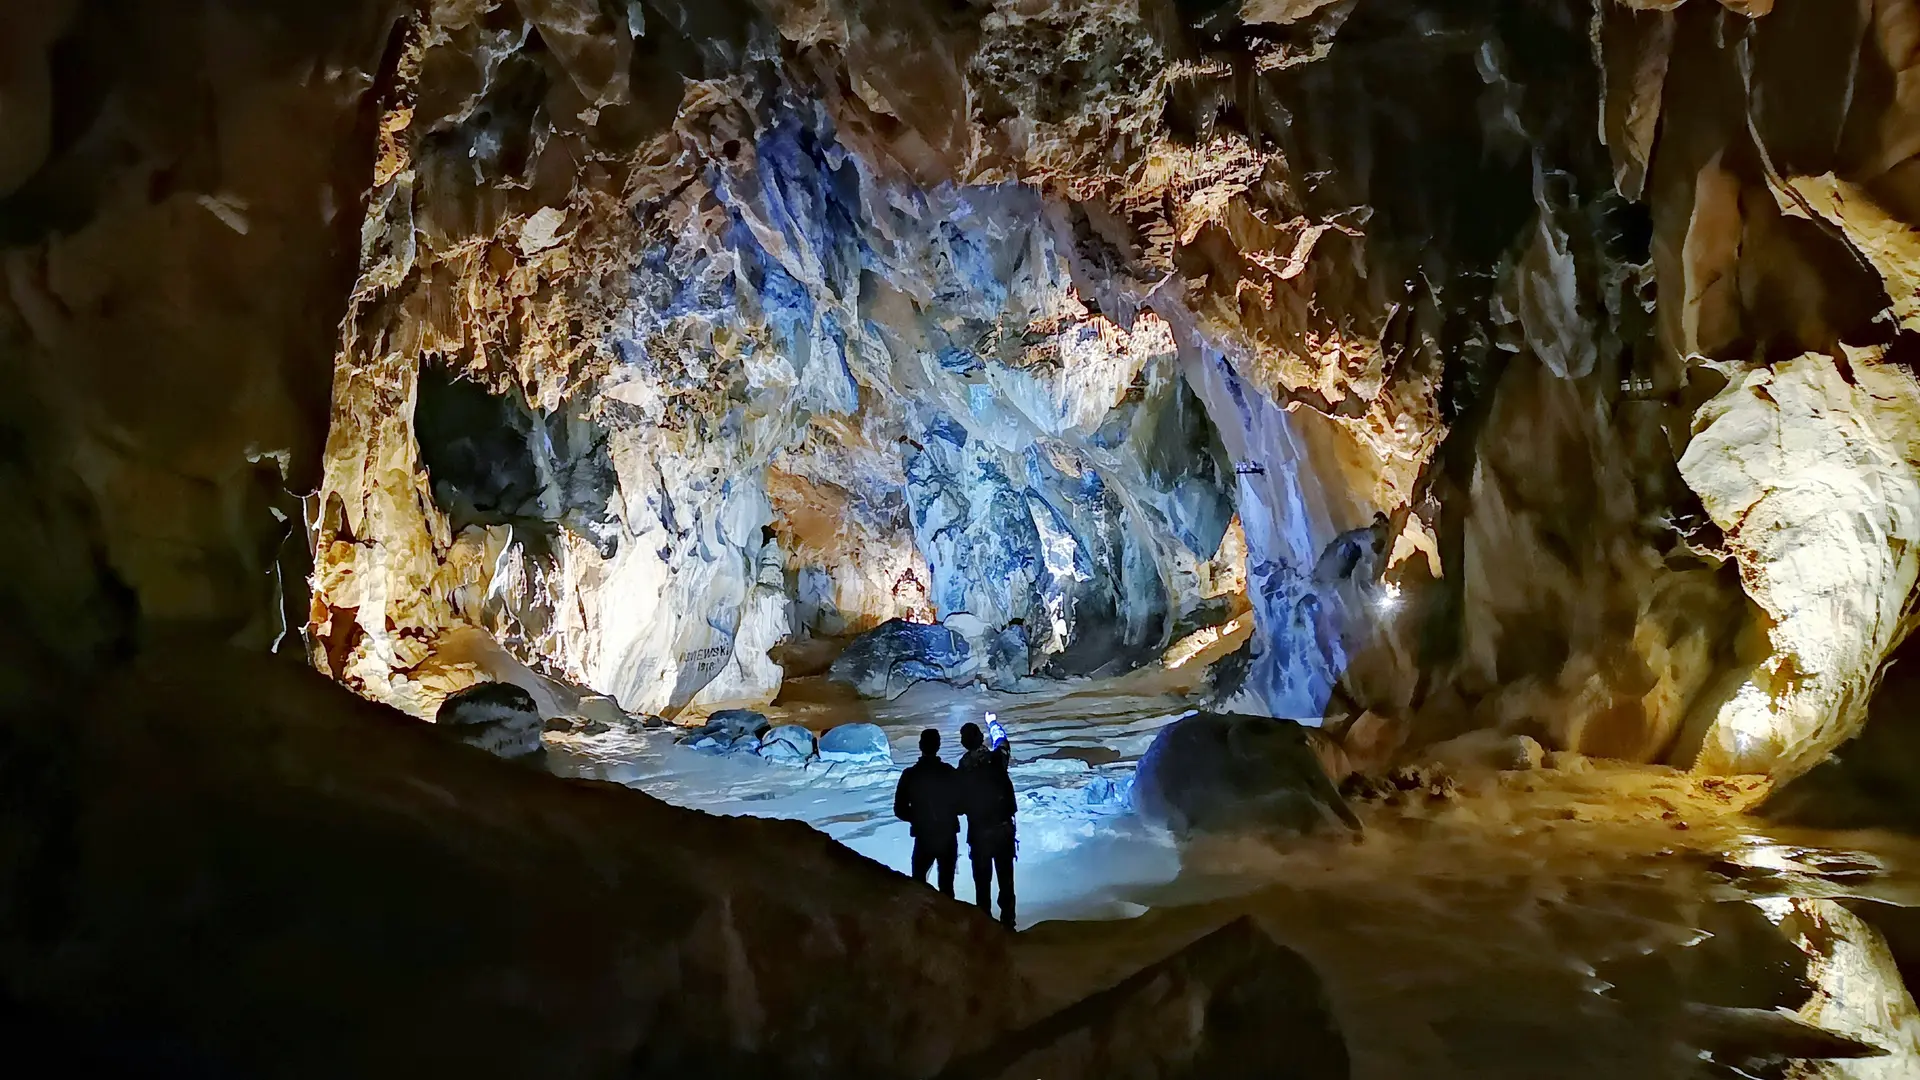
[312,3,1256,717]
[1586,0,1920,779]
[14,0,1920,787]
[302,0,1920,780]
[0,1,409,696]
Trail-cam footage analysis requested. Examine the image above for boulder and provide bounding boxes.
[575,694,631,729]
[1341,710,1409,774]
[1132,712,1360,838]
[1422,730,1545,773]
[543,713,615,736]
[828,619,974,699]
[818,723,894,765]
[986,623,1033,688]
[680,709,771,753]
[757,724,818,765]
[434,681,545,763]
[1302,727,1354,785]
[1083,775,1131,811]
[1169,595,1238,642]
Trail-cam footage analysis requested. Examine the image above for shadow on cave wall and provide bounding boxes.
[413,366,621,559]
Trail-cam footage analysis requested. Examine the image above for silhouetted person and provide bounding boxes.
[1314,510,1391,586]
[893,728,960,897]
[957,721,1017,928]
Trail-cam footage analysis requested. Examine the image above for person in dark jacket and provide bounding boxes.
[956,721,1017,928]
[893,728,960,897]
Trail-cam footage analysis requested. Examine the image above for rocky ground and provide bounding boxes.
[0,642,1346,1079]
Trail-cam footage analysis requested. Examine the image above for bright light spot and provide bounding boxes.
[1376,580,1403,612]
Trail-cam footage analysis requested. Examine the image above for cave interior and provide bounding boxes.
[10,0,1920,1077]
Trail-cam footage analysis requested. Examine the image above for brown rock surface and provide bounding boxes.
[0,643,1026,1078]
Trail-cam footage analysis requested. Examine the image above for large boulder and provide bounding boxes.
[757,724,818,765]
[828,619,975,699]
[1132,712,1360,838]
[1421,730,1545,773]
[818,723,894,765]
[434,681,545,763]
[681,709,771,753]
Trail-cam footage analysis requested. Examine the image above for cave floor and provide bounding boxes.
[549,675,1920,1078]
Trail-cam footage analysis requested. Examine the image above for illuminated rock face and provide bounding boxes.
[1679,356,1920,777]
[315,81,1247,718]
[18,0,1920,791]
[284,0,1920,783]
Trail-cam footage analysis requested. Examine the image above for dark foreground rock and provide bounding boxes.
[1133,712,1361,838]
[828,619,974,699]
[0,645,1026,1079]
[938,917,1349,1080]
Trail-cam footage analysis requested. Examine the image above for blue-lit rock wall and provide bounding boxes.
[1180,349,1357,722]
[560,92,1245,705]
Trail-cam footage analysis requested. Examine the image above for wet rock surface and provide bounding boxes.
[680,708,771,752]
[941,917,1348,1080]
[756,723,818,764]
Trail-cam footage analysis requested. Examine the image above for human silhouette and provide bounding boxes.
[1314,510,1391,586]
[957,721,1017,928]
[893,728,960,897]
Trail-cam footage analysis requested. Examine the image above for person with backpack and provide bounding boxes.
[956,717,1017,929]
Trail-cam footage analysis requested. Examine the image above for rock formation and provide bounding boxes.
[281,0,1920,793]
[1133,711,1361,837]
[436,678,548,762]
[19,0,1920,1070]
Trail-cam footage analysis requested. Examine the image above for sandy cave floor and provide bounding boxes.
[546,668,1920,1079]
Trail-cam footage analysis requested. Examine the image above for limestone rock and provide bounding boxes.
[1677,355,1920,779]
[0,645,1027,1077]
[1340,710,1409,774]
[681,709,771,752]
[828,619,976,699]
[939,917,1348,1080]
[434,681,545,763]
[1421,730,1546,773]
[574,694,631,730]
[818,722,894,765]
[1132,712,1361,838]
[757,724,818,765]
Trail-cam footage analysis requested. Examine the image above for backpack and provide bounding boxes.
[959,748,1016,824]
